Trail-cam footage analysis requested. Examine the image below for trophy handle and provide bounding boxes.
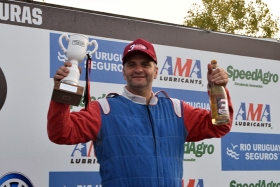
[87,40,99,56]
[58,33,70,53]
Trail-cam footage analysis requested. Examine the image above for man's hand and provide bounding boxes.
[207,63,228,87]
[53,62,82,81]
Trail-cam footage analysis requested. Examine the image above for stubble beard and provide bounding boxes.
[127,76,153,91]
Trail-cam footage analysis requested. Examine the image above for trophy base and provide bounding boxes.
[51,81,84,106]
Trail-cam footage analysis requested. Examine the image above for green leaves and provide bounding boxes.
[183,0,279,38]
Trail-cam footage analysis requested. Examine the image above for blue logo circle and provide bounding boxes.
[0,172,34,187]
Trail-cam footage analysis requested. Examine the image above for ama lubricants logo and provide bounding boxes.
[182,179,204,187]
[159,56,202,85]
[235,102,272,129]
[0,172,34,187]
[222,132,280,170]
[50,33,127,84]
[70,141,98,165]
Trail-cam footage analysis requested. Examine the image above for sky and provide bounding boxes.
[35,0,280,38]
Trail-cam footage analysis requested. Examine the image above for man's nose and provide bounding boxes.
[134,65,144,72]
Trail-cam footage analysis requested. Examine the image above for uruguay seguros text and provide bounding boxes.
[241,143,280,160]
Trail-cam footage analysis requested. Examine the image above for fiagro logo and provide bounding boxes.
[159,56,202,85]
[0,3,42,25]
[71,141,98,165]
[235,102,272,129]
[0,172,34,187]
[227,65,279,88]
[0,67,7,110]
[222,132,280,171]
[70,93,106,110]
[182,179,204,187]
[50,33,127,84]
[183,142,214,162]
[230,180,280,187]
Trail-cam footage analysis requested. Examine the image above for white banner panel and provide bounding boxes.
[1,14,280,187]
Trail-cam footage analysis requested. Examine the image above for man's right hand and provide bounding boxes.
[54,61,72,81]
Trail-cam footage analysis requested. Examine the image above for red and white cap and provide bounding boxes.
[122,38,157,64]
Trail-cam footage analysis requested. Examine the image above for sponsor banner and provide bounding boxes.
[234,102,272,130]
[222,132,280,170]
[155,54,203,90]
[0,2,43,26]
[70,141,99,165]
[153,87,209,108]
[50,33,127,85]
[50,32,207,92]
[49,172,101,187]
[2,2,280,187]
[69,83,210,111]
[227,65,279,89]
[183,141,215,162]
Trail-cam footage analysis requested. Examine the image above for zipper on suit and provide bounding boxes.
[146,105,161,187]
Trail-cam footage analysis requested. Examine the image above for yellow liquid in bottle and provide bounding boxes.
[210,83,230,125]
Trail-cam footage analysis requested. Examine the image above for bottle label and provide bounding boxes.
[217,98,229,116]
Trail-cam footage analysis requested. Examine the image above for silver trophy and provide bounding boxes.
[51,33,98,106]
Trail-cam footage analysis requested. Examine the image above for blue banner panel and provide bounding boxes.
[153,87,209,106]
[222,132,280,171]
[49,172,101,187]
[50,33,127,84]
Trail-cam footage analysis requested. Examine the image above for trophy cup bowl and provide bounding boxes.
[51,33,98,106]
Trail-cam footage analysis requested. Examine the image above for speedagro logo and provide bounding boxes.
[184,142,214,162]
[227,65,278,88]
[230,180,280,187]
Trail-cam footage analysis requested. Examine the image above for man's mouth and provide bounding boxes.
[133,75,145,79]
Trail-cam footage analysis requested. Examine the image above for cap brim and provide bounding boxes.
[122,50,157,64]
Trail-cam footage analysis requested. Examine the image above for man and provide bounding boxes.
[48,38,233,187]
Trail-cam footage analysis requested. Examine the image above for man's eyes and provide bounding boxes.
[142,63,150,67]
[127,62,150,67]
[127,63,135,67]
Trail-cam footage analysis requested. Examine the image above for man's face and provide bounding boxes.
[123,53,158,91]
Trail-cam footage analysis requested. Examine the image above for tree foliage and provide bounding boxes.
[183,0,279,38]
